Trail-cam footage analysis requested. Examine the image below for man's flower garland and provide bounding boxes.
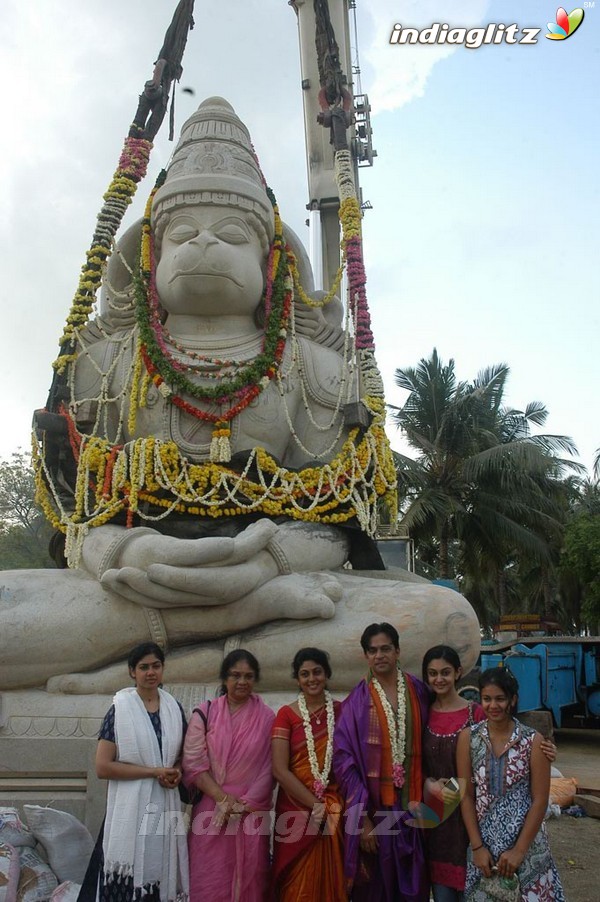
[371,667,407,788]
[297,690,335,801]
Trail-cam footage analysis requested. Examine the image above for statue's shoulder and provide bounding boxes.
[295,335,353,407]
[74,322,137,386]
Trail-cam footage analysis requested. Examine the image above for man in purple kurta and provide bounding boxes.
[333,623,430,901]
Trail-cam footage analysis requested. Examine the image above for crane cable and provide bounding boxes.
[313,0,353,152]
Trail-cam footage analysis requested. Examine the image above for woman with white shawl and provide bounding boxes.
[82,641,189,901]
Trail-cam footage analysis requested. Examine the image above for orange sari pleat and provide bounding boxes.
[272,707,345,902]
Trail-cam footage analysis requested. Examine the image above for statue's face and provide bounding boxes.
[155,206,266,316]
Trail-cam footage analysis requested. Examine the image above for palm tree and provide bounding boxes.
[390,350,581,622]
[557,466,600,633]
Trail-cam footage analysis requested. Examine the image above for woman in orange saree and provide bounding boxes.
[271,648,346,902]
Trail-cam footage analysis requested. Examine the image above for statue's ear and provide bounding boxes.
[282,220,315,294]
[283,220,346,353]
[98,218,143,326]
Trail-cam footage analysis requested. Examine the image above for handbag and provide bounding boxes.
[477,873,520,902]
[178,701,211,806]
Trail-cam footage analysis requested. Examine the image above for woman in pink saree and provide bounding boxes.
[182,650,275,901]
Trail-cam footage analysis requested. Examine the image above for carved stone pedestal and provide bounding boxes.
[0,686,298,834]
[0,690,111,835]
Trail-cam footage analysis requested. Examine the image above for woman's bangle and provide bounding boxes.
[472,843,485,852]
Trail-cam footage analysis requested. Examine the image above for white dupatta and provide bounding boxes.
[103,687,189,901]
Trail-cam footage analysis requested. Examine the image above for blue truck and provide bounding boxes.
[463,636,600,728]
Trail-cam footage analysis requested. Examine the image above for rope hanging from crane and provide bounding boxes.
[130,0,195,141]
[313,0,353,151]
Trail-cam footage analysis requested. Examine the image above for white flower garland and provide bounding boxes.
[371,666,407,788]
[297,689,335,800]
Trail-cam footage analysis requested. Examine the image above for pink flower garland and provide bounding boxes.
[118,137,152,181]
[392,762,406,789]
[345,235,374,352]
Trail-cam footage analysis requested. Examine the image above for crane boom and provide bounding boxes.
[289,0,359,289]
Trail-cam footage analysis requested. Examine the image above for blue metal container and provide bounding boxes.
[481,653,503,670]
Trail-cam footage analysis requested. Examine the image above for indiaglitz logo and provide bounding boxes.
[388,7,587,49]
[389,22,541,48]
[546,7,585,39]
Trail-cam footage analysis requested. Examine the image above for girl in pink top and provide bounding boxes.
[422,645,485,901]
[422,646,556,902]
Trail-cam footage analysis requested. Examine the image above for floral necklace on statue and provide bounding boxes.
[134,176,292,462]
[371,666,407,788]
[297,690,335,801]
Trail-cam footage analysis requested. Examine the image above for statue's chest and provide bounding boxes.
[135,372,300,461]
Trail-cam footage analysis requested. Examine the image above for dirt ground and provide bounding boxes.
[545,728,600,901]
[547,815,600,901]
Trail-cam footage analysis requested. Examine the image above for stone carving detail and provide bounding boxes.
[1,716,103,739]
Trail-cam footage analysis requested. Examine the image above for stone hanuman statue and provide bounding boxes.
[0,98,478,694]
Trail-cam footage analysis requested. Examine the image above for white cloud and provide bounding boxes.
[360,0,490,112]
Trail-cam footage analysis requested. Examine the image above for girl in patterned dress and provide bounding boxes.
[456,668,565,901]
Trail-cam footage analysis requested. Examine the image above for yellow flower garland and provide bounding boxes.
[53,137,152,373]
[37,413,395,549]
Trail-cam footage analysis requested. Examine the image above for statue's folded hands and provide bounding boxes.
[92,519,279,607]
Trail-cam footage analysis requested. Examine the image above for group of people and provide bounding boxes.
[82,625,565,902]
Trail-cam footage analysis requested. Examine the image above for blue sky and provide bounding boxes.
[0,0,598,473]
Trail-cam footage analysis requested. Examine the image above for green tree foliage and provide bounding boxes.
[561,514,600,628]
[560,478,600,631]
[0,451,55,569]
[390,349,580,626]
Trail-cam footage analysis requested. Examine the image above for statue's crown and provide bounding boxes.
[152,97,274,241]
